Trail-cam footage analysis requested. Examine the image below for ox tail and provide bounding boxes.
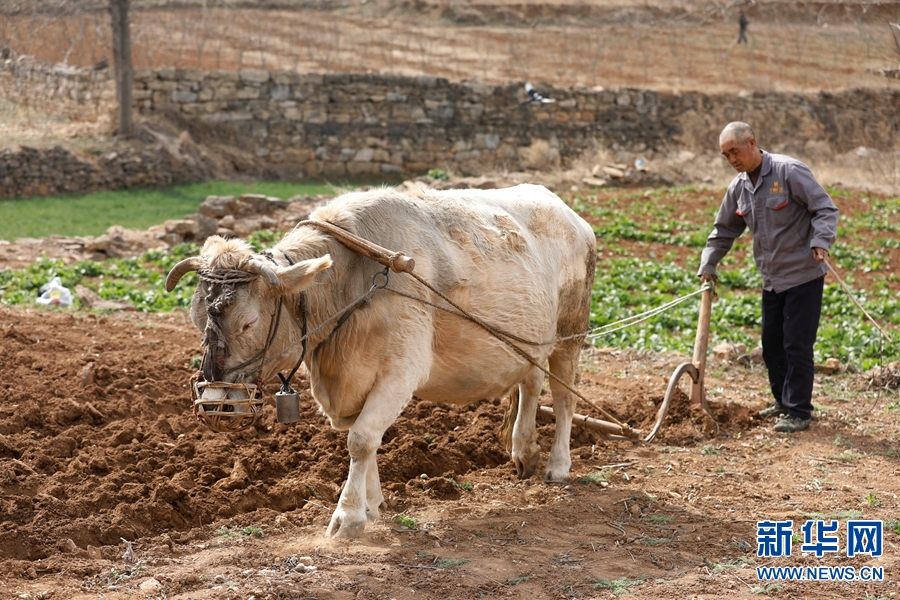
[498,386,519,453]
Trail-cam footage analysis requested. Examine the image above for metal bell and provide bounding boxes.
[275,389,301,423]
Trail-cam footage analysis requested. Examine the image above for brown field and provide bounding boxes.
[2,0,900,94]
[1,2,900,599]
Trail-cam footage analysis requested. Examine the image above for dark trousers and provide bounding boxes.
[761,276,824,419]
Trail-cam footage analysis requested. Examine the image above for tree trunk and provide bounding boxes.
[109,0,135,138]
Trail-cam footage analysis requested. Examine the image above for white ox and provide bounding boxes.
[166,183,597,538]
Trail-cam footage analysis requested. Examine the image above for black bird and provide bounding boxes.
[523,82,555,104]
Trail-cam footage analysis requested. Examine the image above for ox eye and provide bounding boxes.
[240,317,258,334]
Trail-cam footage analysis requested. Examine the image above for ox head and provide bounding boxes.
[166,235,332,431]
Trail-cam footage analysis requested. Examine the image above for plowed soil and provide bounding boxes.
[1,288,898,599]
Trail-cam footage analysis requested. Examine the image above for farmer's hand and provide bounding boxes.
[812,247,829,262]
[700,272,718,284]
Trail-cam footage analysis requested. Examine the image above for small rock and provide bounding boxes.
[749,346,764,364]
[138,578,162,592]
[602,165,625,179]
[713,341,746,361]
[78,363,95,386]
[581,176,608,187]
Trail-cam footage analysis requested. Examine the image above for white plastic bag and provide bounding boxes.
[36,277,74,306]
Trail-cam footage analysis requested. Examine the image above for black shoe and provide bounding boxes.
[774,415,811,433]
[758,403,787,418]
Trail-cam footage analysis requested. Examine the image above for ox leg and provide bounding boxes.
[510,366,543,479]
[365,449,385,521]
[545,343,580,483]
[326,389,411,539]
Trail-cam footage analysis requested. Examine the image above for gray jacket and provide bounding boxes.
[699,151,839,293]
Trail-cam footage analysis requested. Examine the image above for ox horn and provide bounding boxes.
[244,258,281,287]
[165,257,203,292]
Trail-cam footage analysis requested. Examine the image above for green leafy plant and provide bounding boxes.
[427,168,449,181]
[700,444,720,456]
[446,478,473,491]
[394,514,418,530]
[864,493,882,507]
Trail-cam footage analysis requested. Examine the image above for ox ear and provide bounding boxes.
[275,255,333,294]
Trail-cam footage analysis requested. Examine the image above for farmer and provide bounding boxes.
[737,10,749,44]
[698,122,839,433]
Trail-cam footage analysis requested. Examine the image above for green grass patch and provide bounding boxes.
[708,556,753,572]
[0,180,336,240]
[433,557,470,569]
[639,537,670,546]
[589,576,642,593]
[577,470,610,485]
[641,514,675,524]
[826,451,865,463]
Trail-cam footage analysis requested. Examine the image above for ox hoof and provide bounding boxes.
[326,514,366,539]
[513,452,540,480]
[544,469,570,484]
[366,504,383,522]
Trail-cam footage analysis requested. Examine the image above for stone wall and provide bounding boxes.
[0,143,207,199]
[2,46,899,193]
[71,64,900,176]
[0,47,114,124]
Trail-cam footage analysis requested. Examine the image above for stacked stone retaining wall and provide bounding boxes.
[1,46,899,197]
